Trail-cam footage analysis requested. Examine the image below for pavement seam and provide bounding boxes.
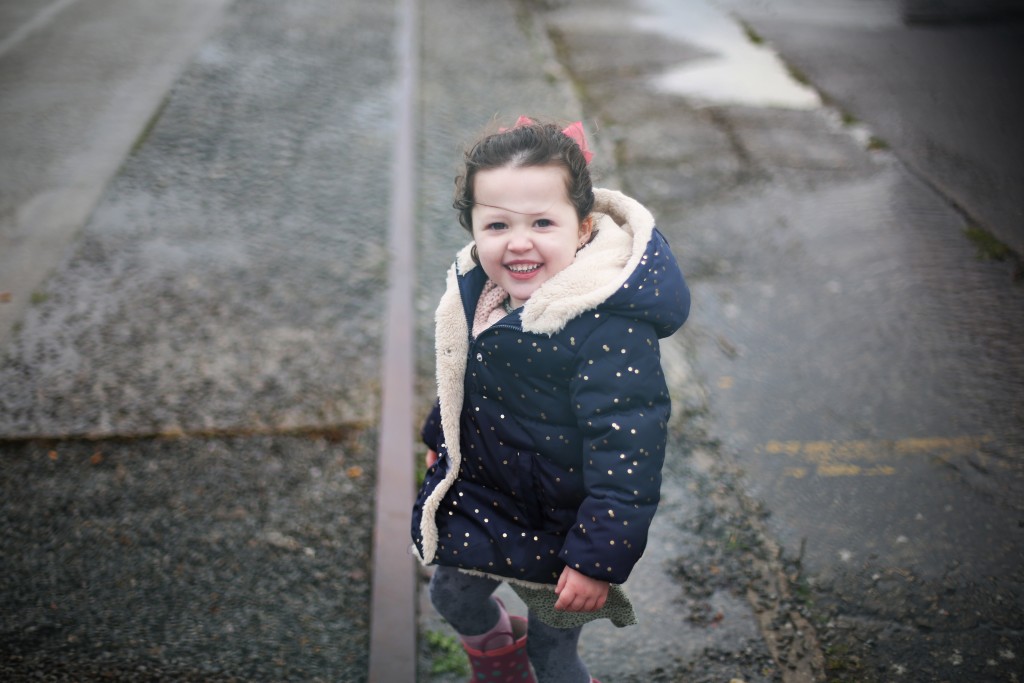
[0,423,370,446]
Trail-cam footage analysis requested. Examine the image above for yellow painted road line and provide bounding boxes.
[758,436,997,478]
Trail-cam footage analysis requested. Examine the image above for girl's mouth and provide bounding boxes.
[505,263,541,277]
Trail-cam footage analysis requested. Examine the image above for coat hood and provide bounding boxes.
[451,188,689,338]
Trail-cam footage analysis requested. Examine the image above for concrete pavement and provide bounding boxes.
[717,0,1024,262]
[0,0,233,350]
[2,0,789,679]
[531,0,1023,681]
[3,0,1021,681]
[414,0,811,681]
[3,0,395,679]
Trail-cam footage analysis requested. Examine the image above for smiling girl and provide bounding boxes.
[412,117,690,682]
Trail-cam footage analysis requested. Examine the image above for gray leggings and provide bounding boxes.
[429,566,590,683]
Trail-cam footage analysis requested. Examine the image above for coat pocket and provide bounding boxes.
[527,453,585,531]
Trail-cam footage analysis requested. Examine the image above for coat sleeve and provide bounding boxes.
[559,316,672,584]
[421,399,442,450]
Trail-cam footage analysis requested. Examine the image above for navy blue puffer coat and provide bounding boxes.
[412,188,689,588]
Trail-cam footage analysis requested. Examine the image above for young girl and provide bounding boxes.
[412,117,690,682]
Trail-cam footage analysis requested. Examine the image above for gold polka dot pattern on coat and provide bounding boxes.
[412,188,690,595]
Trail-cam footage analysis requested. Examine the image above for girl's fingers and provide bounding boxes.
[554,566,610,611]
[556,591,602,612]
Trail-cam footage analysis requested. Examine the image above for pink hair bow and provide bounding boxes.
[501,116,594,164]
[560,120,594,164]
[508,114,534,129]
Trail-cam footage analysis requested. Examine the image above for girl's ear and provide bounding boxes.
[578,215,595,247]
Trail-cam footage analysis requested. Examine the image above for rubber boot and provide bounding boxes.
[461,600,536,682]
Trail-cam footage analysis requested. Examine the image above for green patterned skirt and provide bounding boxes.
[507,581,637,629]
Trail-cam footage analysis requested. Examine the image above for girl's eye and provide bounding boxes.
[534,219,553,228]
[486,222,508,231]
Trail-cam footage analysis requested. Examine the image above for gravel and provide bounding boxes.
[0,432,376,682]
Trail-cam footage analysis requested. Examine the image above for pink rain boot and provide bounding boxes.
[461,599,536,683]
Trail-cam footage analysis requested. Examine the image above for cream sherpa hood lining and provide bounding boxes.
[454,188,656,336]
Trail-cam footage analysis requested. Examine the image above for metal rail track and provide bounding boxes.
[367,0,420,679]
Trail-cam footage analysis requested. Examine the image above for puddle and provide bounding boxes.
[633,0,821,109]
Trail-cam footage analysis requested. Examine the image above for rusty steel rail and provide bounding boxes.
[367,0,419,679]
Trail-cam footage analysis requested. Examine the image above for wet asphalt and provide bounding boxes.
[540,0,1024,680]
[3,0,1023,682]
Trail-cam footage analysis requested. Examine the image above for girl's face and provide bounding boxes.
[471,165,592,309]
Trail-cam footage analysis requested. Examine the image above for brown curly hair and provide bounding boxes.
[453,118,595,237]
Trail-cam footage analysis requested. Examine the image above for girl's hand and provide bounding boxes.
[425,449,438,468]
[554,566,609,612]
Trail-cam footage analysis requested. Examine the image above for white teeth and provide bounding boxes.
[507,264,540,273]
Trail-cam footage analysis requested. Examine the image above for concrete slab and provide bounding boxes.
[0,0,232,349]
[717,0,1024,259]
[0,0,396,439]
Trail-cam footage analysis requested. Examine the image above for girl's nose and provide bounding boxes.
[507,229,532,251]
